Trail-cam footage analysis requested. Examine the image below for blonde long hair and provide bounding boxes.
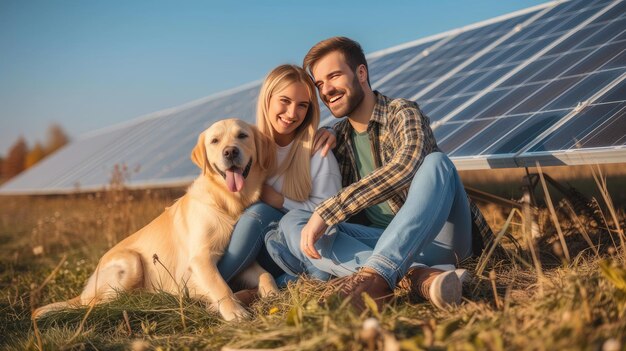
[256,64,320,202]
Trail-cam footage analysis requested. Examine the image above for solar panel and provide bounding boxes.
[435,0,626,168]
[367,38,444,84]
[1,83,261,193]
[517,72,626,165]
[2,0,625,194]
[373,5,547,116]
[449,8,626,155]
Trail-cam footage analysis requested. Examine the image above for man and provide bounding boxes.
[265,37,493,311]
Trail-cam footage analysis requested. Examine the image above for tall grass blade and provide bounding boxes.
[562,200,600,257]
[590,164,625,253]
[536,161,571,262]
[477,208,521,277]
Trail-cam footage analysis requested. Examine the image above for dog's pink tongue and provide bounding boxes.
[225,169,244,192]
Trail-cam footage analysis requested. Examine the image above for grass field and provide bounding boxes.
[1,165,625,350]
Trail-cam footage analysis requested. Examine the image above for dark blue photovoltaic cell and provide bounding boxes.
[439,119,495,153]
[368,40,441,83]
[462,84,540,120]
[433,122,462,143]
[440,89,510,123]
[592,0,626,22]
[526,78,626,152]
[528,102,626,151]
[544,70,622,110]
[373,9,539,110]
[598,77,626,104]
[507,76,585,115]
[576,104,626,148]
[550,4,626,54]
[451,111,568,156]
[437,1,626,159]
[486,111,569,155]
[422,0,605,125]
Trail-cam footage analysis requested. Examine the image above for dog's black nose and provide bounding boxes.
[223,146,239,160]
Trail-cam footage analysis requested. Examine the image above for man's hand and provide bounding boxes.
[261,184,284,209]
[313,128,336,157]
[300,211,328,259]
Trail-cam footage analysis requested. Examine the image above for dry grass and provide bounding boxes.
[459,162,626,206]
[0,166,625,350]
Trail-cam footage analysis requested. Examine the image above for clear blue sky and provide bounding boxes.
[0,0,548,156]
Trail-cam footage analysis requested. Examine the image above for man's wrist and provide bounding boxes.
[314,210,333,231]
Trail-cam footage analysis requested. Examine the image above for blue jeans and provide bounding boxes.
[265,225,333,282]
[267,152,473,288]
[217,202,289,285]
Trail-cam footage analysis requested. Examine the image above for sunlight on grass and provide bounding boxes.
[0,166,624,350]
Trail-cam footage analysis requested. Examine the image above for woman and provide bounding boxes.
[217,64,341,289]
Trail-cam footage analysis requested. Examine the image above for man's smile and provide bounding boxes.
[330,95,343,103]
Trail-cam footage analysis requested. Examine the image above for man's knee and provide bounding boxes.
[279,209,311,232]
[279,209,311,251]
[404,152,459,200]
[422,152,453,170]
[414,152,457,182]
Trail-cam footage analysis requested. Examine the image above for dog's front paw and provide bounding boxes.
[258,272,280,298]
[213,297,250,321]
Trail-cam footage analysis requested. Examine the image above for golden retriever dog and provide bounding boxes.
[34,118,279,321]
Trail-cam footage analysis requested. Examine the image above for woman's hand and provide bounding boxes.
[313,128,336,157]
[261,184,284,209]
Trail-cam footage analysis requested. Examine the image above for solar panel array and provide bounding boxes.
[2,0,625,194]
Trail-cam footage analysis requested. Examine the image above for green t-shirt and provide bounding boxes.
[351,130,394,228]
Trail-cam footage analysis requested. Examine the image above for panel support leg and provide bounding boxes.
[522,167,539,238]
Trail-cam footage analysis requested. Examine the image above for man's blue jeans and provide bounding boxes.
[265,152,473,289]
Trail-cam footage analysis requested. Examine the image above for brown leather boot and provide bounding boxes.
[398,267,461,309]
[233,287,259,308]
[320,268,394,313]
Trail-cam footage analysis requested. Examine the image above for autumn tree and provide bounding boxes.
[3,136,28,179]
[25,142,45,169]
[44,123,69,155]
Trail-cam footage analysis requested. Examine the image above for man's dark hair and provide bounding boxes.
[303,36,370,87]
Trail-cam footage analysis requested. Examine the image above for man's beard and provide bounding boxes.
[329,74,365,118]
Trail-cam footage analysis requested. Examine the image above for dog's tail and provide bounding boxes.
[33,296,81,319]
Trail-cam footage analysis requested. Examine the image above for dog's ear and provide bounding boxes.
[253,126,276,173]
[191,132,210,175]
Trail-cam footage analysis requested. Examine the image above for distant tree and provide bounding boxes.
[3,136,28,179]
[0,156,4,182]
[44,123,70,155]
[25,142,45,169]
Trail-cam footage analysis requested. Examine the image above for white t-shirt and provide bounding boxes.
[266,142,342,212]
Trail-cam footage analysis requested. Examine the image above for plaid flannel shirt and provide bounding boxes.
[315,91,493,252]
